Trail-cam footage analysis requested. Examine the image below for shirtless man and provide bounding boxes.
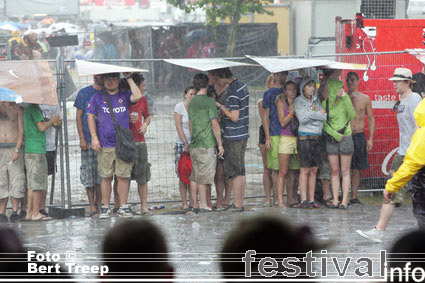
[0,102,25,223]
[346,72,375,205]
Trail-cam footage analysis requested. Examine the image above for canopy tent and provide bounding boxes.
[0,60,58,105]
[76,60,149,76]
[163,58,257,72]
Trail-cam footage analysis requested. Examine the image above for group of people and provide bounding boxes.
[174,68,249,213]
[258,68,375,210]
[0,98,61,222]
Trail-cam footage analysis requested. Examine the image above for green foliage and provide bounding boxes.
[166,0,274,27]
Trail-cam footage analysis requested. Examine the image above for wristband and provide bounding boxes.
[266,137,271,140]
[219,104,225,109]
[183,141,188,145]
[288,114,294,118]
[15,148,19,153]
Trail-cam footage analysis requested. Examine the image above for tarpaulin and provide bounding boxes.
[0,60,58,105]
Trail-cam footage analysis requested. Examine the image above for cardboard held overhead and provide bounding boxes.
[76,60,149,76]
[163,58,257,72]
[248,56,368,72]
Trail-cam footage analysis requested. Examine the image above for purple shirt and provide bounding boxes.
[87,90,132,148]
[280,100,294,137]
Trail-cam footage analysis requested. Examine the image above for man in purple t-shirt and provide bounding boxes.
[87,72,142,219]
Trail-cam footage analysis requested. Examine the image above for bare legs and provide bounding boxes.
[329,154,352,207]
[277,153,291,208]
[259,143,273,205]
[351,169,361,200]
[299,167,318,203]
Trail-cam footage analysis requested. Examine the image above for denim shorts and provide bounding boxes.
[326,135,354,155]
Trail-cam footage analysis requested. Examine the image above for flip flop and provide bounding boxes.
[142,211,153,216]
[198,208,213,213]
[263,202,272,207]
[289,203,300,208]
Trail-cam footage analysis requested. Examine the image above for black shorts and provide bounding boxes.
[46,150,57,176]
[259,125,266,145]
[297,138,321,168]
[351,132,369,170]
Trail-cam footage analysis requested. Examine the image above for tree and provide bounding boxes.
[167,0,273,57]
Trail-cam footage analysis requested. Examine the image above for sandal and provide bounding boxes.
[262,202,272,207]
[89,210,99,219]
[32,215,53,221]
[328,203,339,209]
[289,203,300,208]
[339,204,348,210]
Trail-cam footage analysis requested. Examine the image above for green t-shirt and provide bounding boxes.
[188,95,218,148]
[24,104,46,154]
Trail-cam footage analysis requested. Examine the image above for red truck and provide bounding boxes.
[335,14,425,187]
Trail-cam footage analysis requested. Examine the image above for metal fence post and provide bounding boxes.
[56,55,66,209]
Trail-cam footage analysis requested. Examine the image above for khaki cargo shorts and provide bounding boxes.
[98,147,133,179]
[384,154,409,206]
[25,153,48,191]
[190,147,217,185]
[0,147,26,199]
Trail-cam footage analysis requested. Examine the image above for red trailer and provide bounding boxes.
[335,14,425,186]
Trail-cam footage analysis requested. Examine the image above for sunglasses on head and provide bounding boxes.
[393,101,401,112]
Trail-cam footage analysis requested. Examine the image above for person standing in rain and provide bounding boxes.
[213,68,249,212]
[346,72,375,205]
[87,72,142,219]
[0,102,26,223]
[357,68,422,242]
[74,75,104,218]
[188,73,224,212]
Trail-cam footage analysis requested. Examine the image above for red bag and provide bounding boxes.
[178,152,192,185]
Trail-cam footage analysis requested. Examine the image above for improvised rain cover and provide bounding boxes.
[163,58,257,71]
[0,60,58,105]
[248,56,368,72]
[406,49,425,65]
[76,60,149,76]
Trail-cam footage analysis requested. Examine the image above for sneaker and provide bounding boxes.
[349,198,363,206]
[0,214,8,223]
[99,207,111,219]
[309,201,320,208]
[10,212,20,223]
[356,228,383,243]
[18,211,27,221]
[111,207,119,217]
[299,201,310,209]
[118,205,133,218]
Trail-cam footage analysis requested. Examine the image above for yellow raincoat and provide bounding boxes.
[386,98,425,193]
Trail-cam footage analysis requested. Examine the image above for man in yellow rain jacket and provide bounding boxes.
[384,99,425,229]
